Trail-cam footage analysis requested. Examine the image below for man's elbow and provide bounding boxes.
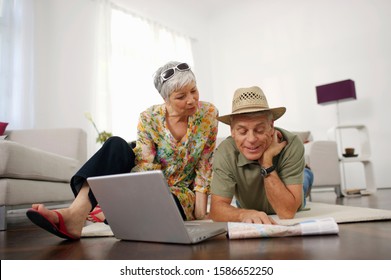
[276,197,302,219]
[276,208,297,219]
[208,207,221,222]
[277,213,295,219]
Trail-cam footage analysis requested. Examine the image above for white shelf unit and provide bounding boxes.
[327,124,376,196]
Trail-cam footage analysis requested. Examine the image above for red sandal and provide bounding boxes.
[26,209,79,240]
[87,205,105,223]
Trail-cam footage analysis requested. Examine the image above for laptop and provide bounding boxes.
[87,170,227,244]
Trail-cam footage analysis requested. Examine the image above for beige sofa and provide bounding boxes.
[0,128,87,230]
[292,131,342,198]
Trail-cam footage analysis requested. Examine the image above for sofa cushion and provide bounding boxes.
[0,141,79,182]
[0,179,74,205]
[7,128,87,164]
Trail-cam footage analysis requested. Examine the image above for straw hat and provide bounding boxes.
[217,86,286,125]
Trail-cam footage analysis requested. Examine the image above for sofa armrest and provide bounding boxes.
[305,141,341,187]
[6,128,87,164]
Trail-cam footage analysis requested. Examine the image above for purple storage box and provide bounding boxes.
[316,79,356,104]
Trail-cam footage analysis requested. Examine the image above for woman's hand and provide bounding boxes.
[194,192,209,220]
[196,212,210,220]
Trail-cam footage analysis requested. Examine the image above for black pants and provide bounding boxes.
[70,136,186,220]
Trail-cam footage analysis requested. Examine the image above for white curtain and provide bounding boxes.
[0,0,194,147]
[0,0,35,129]
[109,5,194,141]
[89,0,112,152]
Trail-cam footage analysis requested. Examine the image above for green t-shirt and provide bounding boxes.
[211,127,305,214]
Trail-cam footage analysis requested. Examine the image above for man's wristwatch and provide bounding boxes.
[260,166,275,177]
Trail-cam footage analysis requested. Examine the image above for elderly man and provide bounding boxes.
[209,86,312,224]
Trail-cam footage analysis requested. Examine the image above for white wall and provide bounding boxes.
[111,0,215,105]
[31,0,214,156]
[30,0,391,189]
[33,0,107,155]
[207,0,391,189]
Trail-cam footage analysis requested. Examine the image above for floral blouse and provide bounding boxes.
[132,101,218,220]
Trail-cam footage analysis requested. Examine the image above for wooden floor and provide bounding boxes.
[1,189,391,260]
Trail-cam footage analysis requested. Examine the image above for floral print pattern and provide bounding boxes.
[133,101,218,220]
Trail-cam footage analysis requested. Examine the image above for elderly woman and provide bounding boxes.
[26,61,218,240]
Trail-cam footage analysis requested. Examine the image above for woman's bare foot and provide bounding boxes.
[31,203,89,239]
[28,183,94,239]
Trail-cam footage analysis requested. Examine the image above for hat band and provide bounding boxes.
[232,106,271,115]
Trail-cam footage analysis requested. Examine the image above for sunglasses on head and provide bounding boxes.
[160,63,191,83]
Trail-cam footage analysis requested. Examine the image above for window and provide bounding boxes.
[0,0,4,116]
[0,0,34,128]
[108,7,194,140]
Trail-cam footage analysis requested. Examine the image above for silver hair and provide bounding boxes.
[153,61,196,100]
